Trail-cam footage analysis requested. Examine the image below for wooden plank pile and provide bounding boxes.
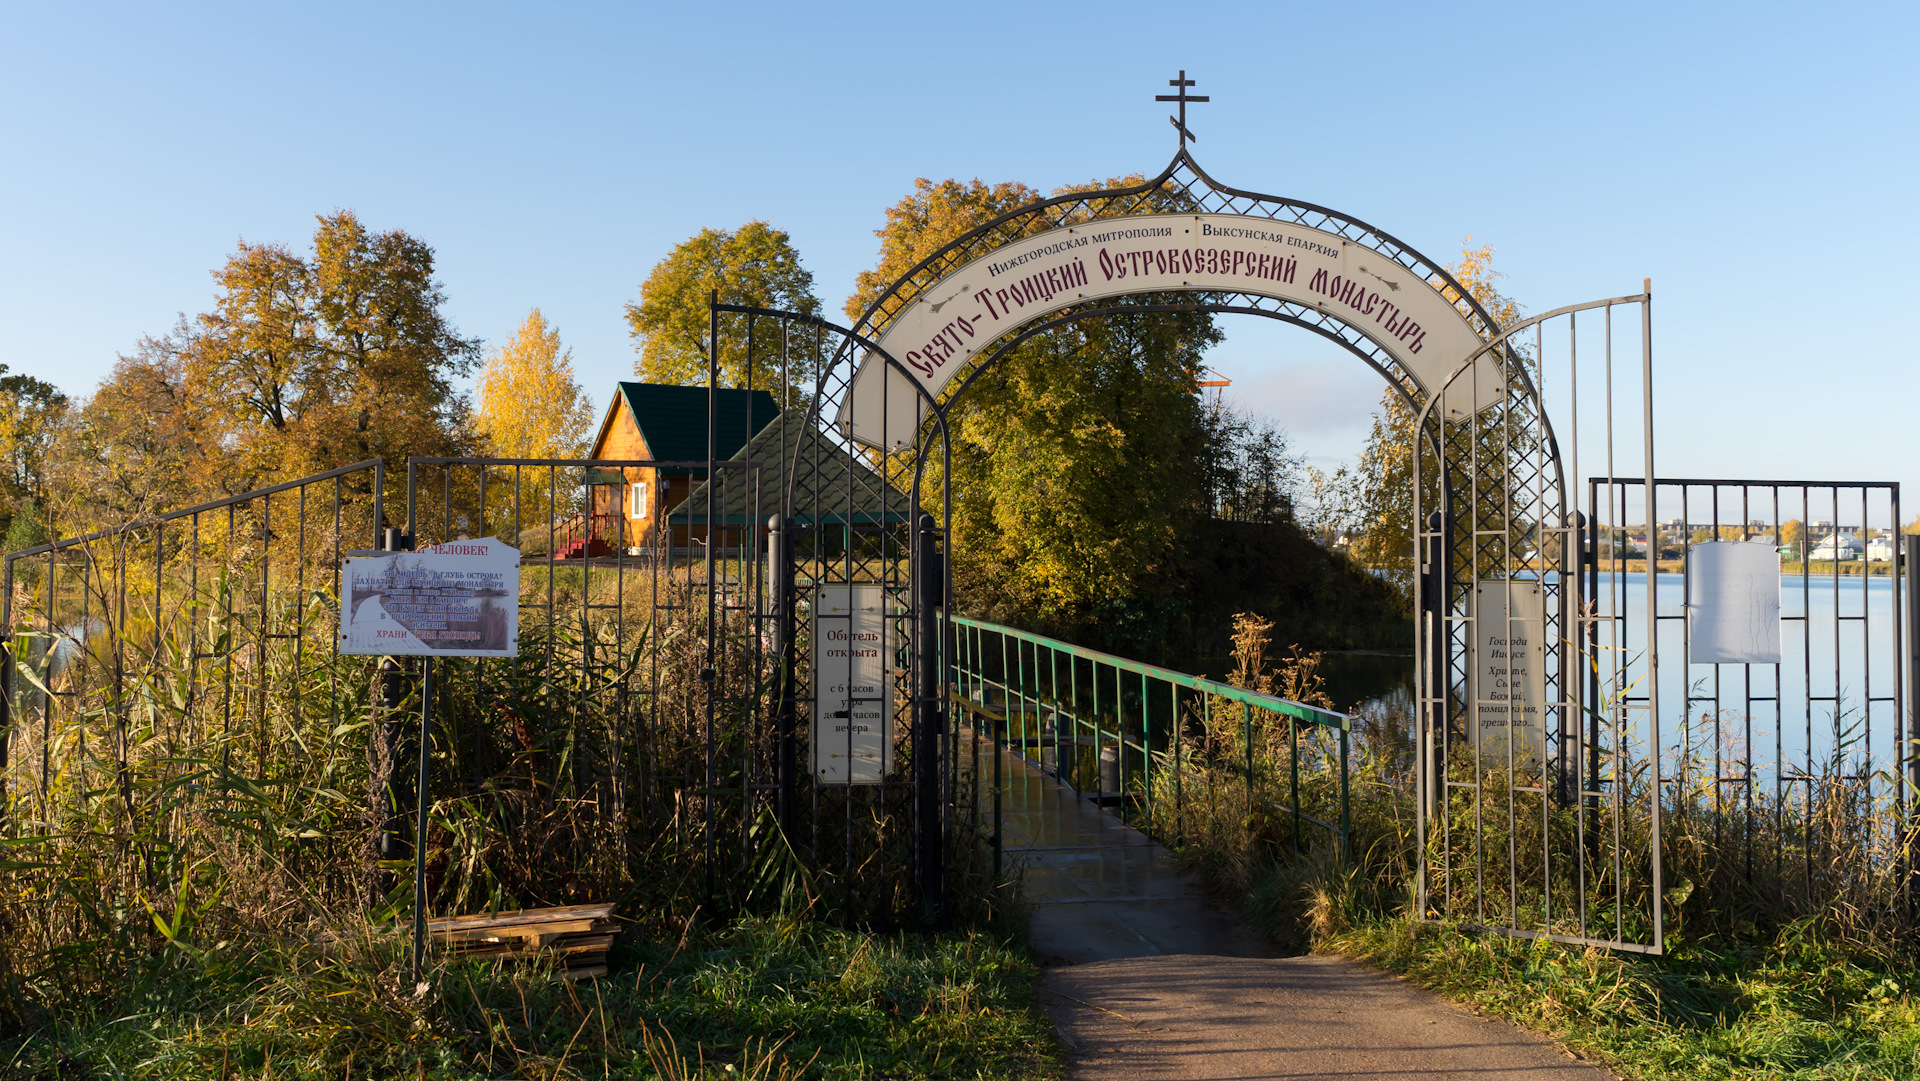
[427,902,617,979]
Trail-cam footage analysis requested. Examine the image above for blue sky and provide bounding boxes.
[4,1,1915,516]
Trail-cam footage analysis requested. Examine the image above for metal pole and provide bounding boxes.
[1557,514,1579,809]
[411,656,434,985]
[770,514,796,834]
[1905,532,1920,929]
[373,527,412,906]
[914,513,943,923]
[1640,283,1664,954]
[1425,510,1449,816]
[702,291,719,905]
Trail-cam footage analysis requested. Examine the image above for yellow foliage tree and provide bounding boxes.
[1782,519,1806,553]
[1315,240,1524,584]
[475,309,597,459]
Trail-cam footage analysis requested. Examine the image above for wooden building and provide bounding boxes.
[672,410,920,556]
[570,382,777,557]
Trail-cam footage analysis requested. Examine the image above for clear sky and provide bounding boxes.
[4,1,1915,520]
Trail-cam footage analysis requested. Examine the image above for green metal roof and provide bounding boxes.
[615,382,777,468]
[671,413,920,526]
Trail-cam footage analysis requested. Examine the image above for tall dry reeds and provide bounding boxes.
[1155,613,1918,956]
[0,518,879,1030]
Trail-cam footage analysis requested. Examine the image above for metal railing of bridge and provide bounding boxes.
[946,615,1352,873]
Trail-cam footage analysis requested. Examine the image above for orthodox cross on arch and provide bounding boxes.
[1156,70,1209,143]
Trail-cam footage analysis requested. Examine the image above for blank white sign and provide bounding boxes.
[1686,542,1781,664]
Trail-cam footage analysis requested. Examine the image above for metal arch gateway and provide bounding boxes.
[739,83,1681,952]
[833,147,1518,454]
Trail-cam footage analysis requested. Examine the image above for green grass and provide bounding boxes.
[1322,913,1920,1080]
[2,915,1063,1080]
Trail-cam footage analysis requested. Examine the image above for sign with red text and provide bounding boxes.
[838,212,1501,448]
[812,584,894,784]
[340,538,520,657]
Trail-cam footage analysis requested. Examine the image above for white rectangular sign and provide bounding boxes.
[340,538,520,657]
[812,584,893,784]
[1686,541,1782,664]
[1469,580,1548,769]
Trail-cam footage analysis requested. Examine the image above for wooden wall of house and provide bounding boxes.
[588,398,663,549]
[587,395,738,552]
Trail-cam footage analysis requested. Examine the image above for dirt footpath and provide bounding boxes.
[1042,953,1609,1080]
[989,742,1612,1080]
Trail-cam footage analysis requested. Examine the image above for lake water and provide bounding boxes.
[1592,571,1904,776]
[1327,572,1906,780]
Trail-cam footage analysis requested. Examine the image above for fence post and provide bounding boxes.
[411,656,435,985]
[1243,700,1255,822]
[914,513,944,924]
[1339,719,1352,864]
[1423,510,1450,816]
[370,527,414,907]
[1289,715,1300,858]
[768,514,797,835]
[1906,533,1920,930]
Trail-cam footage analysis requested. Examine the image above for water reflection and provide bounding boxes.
[1320,650,1415,714]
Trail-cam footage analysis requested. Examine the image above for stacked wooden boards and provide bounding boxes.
[427,902,617,979]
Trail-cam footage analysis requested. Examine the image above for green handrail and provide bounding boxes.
[947,614,1350,730]
[946,613,1352,863]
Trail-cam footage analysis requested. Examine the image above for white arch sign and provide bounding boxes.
[837,213,1505,449]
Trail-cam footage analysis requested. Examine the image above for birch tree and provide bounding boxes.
[475,309,597,459]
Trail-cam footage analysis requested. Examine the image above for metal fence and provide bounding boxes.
[392,454,784,920]
[2,460,387,937]
[1591,478,1909,927]
[947,616,1352,873]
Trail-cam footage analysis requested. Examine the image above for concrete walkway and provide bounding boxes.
[991,742,1614,1080]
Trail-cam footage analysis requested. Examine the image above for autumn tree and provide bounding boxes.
[184,210,480,491]
[475,309,597,458]
[1311,240,1525,587]
[1782,518,1806,553]
[850,177,1222,645]
[0,364,69,542]
[30,324,210,543]
[625,222,821,390]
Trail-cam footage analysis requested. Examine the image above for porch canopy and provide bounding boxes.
[668,413,919,528]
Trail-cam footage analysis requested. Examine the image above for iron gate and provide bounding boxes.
[1414,293,1671,952]
[705,303,956,925]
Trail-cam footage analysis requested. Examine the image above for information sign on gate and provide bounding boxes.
[812,584,893,784]
[1469,580,1547,769]
[340,538,520,657]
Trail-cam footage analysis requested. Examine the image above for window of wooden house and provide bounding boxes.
[629,482,649,519]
